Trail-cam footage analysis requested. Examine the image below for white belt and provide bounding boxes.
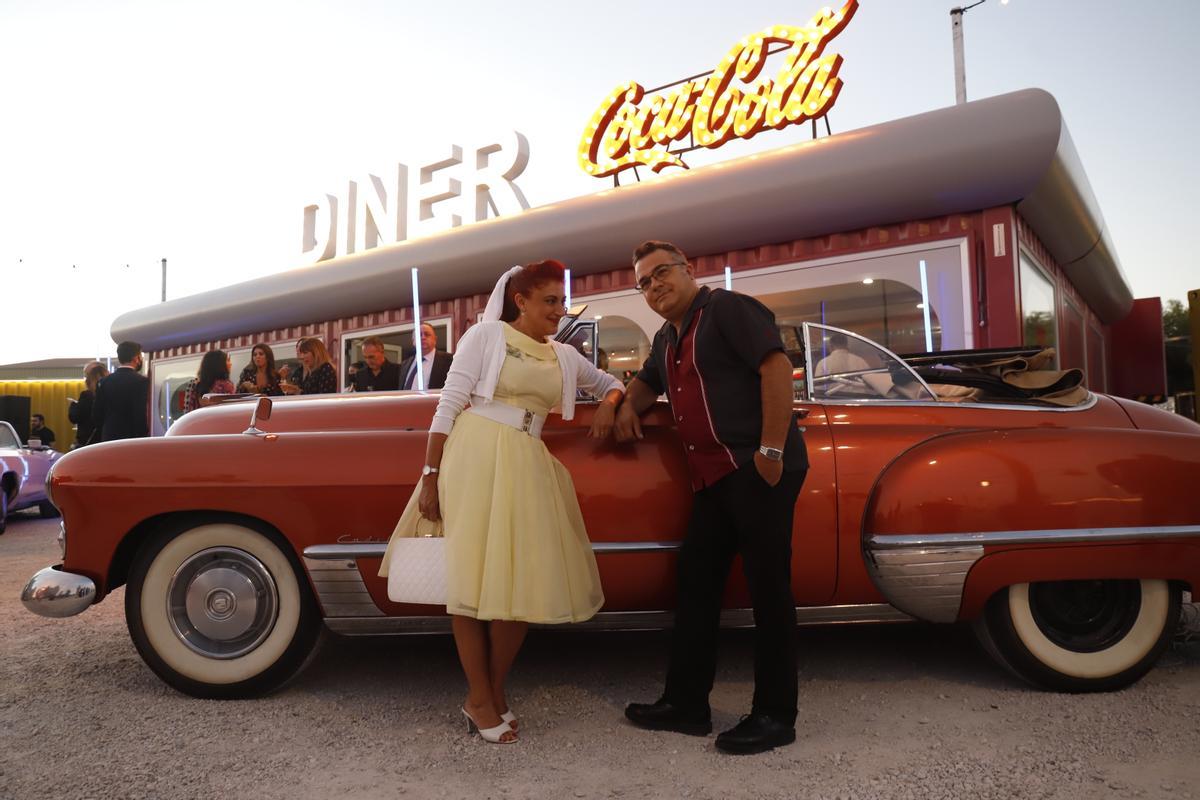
[466,402,547,438]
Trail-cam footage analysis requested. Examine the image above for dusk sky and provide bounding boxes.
[2,0,1197,364]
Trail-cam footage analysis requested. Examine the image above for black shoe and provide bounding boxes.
[714,714,796,755]
[624,699,712,736]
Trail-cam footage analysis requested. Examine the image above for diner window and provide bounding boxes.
[594,315,652,386]
[1020,254,1058,363]
[229,341,301,388]
[342,320,452,389]
[1086,324,1107,391]
[1061,298,1085,372]
[150,354,203,435]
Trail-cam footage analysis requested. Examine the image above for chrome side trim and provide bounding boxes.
[864,546,983,624]
[868,524,1200,550]
[813,394,1099,413]
[21,565,96,618]
[323,603,913,636]
[301,556,384,618]
[302,540,682,561]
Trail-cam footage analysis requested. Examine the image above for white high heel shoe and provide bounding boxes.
[501,710,518,731]
[462,707,517,744]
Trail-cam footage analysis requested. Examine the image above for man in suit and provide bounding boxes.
[92,341,150,442]
[399,323,452,390]
[353,335,403,392]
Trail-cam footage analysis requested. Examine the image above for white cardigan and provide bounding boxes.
[431,321,625,435]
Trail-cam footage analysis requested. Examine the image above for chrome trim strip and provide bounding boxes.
[813,393,1099,413]
[869,524,1200,550]
[21,565,96,618]
[301,556,384,618]
[863,546,983,624]
[322,603,913,636]
[302,540,682,561]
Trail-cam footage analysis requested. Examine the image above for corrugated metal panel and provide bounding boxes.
[0,380,86,450]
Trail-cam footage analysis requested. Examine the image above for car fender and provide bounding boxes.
[860,427,1200,622]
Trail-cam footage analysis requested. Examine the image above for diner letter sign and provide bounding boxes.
[578,0,857,178]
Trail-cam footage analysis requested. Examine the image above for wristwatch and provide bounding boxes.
[758,445,784,462]
[421,465,440,476]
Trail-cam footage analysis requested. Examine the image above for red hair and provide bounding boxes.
[500,259,567,322]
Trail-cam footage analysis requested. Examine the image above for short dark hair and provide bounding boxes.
[501,260,567,322]
[116,341,142,364]
[32,414,44,424]
[829,332,850,349]
[631,240,688,267]
[361,335,385,351]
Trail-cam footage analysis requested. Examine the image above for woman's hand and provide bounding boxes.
[280,383,301,395]
[418,475,441,522]
[239,380,256,393]
[588,401,617,439]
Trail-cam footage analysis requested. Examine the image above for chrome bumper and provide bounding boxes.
[21,565,96,618]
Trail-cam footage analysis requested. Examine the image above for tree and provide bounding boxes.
[1163,299,1189,338]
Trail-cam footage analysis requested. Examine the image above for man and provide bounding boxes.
[617,241,808,755]
[28,414,56,449]
[92,341,150,441]
[813,331,869,376]
[398,323,452,390]
[353,336,402,392]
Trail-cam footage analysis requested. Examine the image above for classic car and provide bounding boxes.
[1,420,63,533]
[21,323,1200,700]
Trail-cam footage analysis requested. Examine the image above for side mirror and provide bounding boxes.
[243,396,273,436]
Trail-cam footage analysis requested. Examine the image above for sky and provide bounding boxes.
[2,0,1197,364]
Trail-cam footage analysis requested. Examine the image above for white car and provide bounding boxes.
[0,420,61,533]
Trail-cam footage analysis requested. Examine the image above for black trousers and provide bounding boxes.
[663,461,806,724]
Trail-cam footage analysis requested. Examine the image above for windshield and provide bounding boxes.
[804,323,935,402]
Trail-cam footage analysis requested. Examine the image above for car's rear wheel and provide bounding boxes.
[0,487,8,535]
[973,579,1181,692]
[126,521,321,699]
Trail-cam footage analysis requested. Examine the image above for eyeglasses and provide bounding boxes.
[635,262,687,293]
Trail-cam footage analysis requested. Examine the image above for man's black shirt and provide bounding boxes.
[353,360,402,392]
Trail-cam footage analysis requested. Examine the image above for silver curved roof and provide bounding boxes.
[113,88,1132,351]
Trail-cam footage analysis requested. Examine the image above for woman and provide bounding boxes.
[238,343,284,396]
[71,361,108,447]
[281,338,337,395]
[183,350,238,414]
[380,260,624,744]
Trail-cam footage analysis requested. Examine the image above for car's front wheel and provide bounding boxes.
[973,579,1181,692]
[0,489,8,535]
[126,521,321,699]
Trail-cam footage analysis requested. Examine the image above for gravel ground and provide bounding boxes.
[2,512,1199,800]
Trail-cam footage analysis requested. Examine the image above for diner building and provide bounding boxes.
[110,89,1161,435]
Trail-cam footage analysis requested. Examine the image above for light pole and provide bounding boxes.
[950,0,1008,104]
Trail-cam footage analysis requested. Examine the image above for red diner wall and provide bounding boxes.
[153,207,1118,395]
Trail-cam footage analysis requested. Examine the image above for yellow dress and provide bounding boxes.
[382,324,604,623]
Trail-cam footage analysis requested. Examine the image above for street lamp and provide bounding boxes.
[950,0,1009,104]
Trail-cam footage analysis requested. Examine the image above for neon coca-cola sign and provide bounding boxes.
[578,0,858,179]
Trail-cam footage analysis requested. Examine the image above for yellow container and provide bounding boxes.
[0,380,87,450]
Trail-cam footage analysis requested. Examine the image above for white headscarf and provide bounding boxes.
[481,265,525,323]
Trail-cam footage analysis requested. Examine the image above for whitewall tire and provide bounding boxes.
[975,579,1181,692]
[126,521,320,698]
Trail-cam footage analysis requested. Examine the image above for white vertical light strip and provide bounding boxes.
[724,265,732,290]
[564,268,572,310]
[411,267,424,391]
[164,379,172,430]
[919,259,934,353]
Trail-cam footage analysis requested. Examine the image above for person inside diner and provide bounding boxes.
[282,337,337,395]
[183,350,238,414]
[353,336,402,391]
[238,344,284,396]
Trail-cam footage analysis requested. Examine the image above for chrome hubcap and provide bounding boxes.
[168,547,278,659]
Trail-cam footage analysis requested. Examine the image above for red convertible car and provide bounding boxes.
[21,324,1200,699]
[1,421,62,533]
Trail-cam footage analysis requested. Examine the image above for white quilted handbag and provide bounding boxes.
[386,518,446,605]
